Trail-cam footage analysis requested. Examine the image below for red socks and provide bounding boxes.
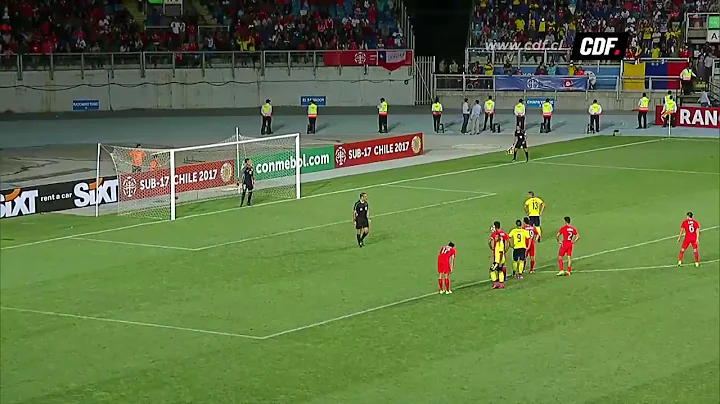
[530,261,535,272]
[558,258,564,271]
[438,279,443,291]
[694,250,699,263]
[445,278,450,291]
[503,266,507,278]
[678,249,685,261]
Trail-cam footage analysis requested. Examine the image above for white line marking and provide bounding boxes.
[386,185,493,194]
[259,225,718,339]
[542,258,719,274]
[0,138,665,251]
[535,161,719,176]
[193,194,497,251]
[71,237,196,251]
[4,226,716,341]
[0,306,264,340]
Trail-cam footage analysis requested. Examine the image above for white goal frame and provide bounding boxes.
[96,133,301,220]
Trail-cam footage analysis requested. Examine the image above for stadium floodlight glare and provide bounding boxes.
[98,132,301,220]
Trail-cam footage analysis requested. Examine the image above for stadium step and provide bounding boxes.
[191,0,216,25]
[123,0,147,29]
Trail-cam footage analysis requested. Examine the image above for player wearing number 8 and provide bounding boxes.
[556,216,579,276]
[524,191,545,241]
[677,212,700,267]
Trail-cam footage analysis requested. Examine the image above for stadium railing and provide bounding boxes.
[465,47,622,69]
[434,74,684,96]
[0,50,414,79]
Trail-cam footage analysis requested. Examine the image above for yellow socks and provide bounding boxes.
[518,261,525,274]
[490,271,498,281]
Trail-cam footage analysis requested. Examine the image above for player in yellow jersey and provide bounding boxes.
[488,221,509,289]
[508,219,529,279]
[524,191,545,241]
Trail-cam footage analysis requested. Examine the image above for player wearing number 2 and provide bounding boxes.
[556,216,579,276]
[678,212,700,267]
[437,242,456,294]
[524,191,545,241]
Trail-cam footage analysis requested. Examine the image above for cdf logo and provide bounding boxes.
[571,33,629,61]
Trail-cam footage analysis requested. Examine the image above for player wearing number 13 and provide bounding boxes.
[677,212,700,267]
[524,191,545,241]
[556,216,579,276]
[508,220,529,279]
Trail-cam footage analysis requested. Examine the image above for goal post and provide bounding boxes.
[99,133,301,221]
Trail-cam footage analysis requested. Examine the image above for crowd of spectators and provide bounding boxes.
[0,0,407,69]
[465,0,713,70]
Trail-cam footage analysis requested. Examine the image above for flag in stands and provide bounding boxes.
[323,51,378,67]
[378,50,412,71]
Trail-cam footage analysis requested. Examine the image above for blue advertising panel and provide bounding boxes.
[72,100,100,111]
[525,97,555,108]
[495,76,588,91]
[300,96,327,106]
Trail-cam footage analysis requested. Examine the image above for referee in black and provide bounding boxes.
[239,158,255,206]
[353,192,370,247]
[512,125,529,162]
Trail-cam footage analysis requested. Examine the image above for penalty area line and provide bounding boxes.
[0,306,265,340]
[259,224,719,340]
[1,138,663,251]
[537,258,720,274]
[385,185,495,194]
[71,237,196,251]
[534,161,720,176]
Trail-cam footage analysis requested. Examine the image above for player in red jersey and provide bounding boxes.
[488,221,510,288]
[556,216,579,276]
[522,217,539,274]
[677,212,700,267]
[437,242,456,294]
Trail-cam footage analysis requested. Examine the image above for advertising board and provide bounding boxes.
[333,133,423,168]
[0,176,118,219]
[654,105,720,128]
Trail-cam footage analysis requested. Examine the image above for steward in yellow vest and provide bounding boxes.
[261,99,273,135]
[541,98,553,132]
[483,96,495,131]
[431,97,443,133]
[514,98,525,129]
[378,98,388,133]
[637,92,649,129]
[588,100,602,132]
[307,101,318,134]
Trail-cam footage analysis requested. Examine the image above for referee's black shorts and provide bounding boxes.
[529,216,540,226]
[355,217,369,229]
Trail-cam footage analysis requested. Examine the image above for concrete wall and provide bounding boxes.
[437,91,669,112]
[0,67,414,113]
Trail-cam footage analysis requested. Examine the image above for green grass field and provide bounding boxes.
[1,136,719,404]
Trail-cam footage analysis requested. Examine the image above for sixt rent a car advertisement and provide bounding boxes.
[0,176,119,219]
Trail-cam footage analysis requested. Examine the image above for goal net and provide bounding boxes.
[99,133,301,220]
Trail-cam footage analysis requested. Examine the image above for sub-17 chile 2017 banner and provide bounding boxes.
[333,133,424,168]
[252,146,335,180]
[653,105,720,128]
[119,160,236,201]
[495,76,588,91]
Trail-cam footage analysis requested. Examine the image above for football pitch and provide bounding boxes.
[1,136,719,403]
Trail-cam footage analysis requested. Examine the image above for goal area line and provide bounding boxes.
[2,137,667,251]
